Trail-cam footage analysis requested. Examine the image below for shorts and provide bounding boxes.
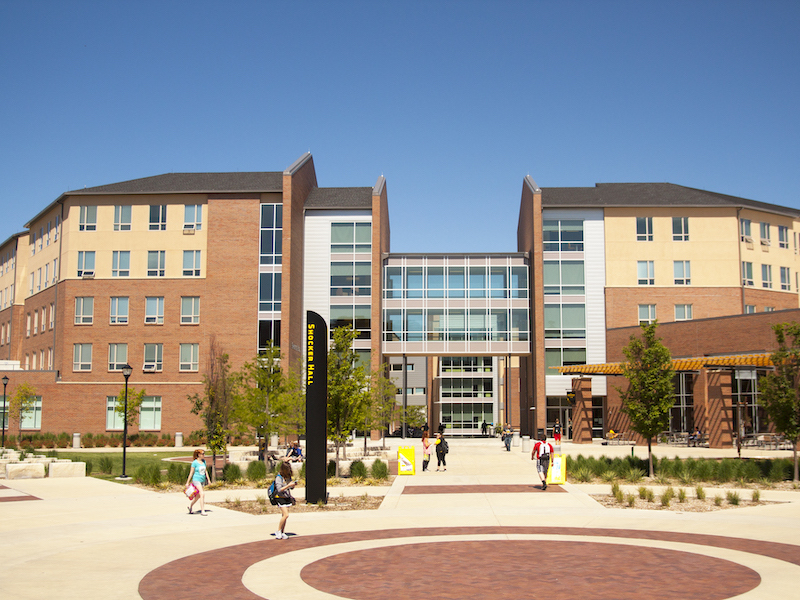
[537,456,550,475]
[275,496,295,506]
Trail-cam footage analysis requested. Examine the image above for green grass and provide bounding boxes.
[54,450,194,483]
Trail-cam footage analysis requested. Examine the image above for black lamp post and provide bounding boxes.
[121,364,132,479]
[2,375,8,449]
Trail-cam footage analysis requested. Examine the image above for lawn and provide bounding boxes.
[53,450,193,483]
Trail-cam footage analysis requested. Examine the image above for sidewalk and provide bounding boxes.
[1,437,799,599]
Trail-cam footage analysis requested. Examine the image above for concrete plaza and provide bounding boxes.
[1,437,799,599]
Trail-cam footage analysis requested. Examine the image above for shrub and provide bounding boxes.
[82,459,93,476]
[371,459,389,480]
[696,485,706,500]
[57,432,71,448]
[135,464,161,486]
[610,481,621,496]
[572,466,593,483]
[714,494,723,506]
[715,459,736,483]
[726,491,740,506]
[246,460,267,482]
[741,460,761,482]
[660,492,671,507]
[626,493,636,507]
[349,460,367,480]
[638,486,648,499]
[168,462,190,484]
[98,456,114,474]
[624,466,645,483]
[222,463,242,482]
[752,489,761,503]
[769,459,789,482]
[327,460,336,478]
[677,488,687,503]
[299,461,306,479]
[600,470,616,483]
[645,489,655,503]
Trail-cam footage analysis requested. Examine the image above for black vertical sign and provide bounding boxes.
[305,311,327,504]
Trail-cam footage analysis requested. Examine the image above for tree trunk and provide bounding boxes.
[335,442,341,477]
[647,438,654,477]
[794,444,798,483]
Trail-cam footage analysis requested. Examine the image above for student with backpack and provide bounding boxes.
[435,431,448,471]
[271,462,296,539]
[531,434,554,490]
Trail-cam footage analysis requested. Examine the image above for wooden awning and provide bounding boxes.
[553,353,774,376]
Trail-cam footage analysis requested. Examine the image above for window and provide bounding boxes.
[33,310,38,335]
[260,204,283,265]
[184,205,202,230]
[108,343,128,371]
[79,206,97,231]
[258,273,282,311]
[54,215,60,240]
[673,261,691,285]
[73,343,92,371]
[672,217,689,241]
[637,261,654,285]
[638,304,657,325]
[26,313,30,337]
[30,231,35,255]
[331,262,370,296]
[0,394,7,430]
[43,263,49,288]
[742,261,754,286]
[543,220,583,251]
[20,396,42,429]
[179,343,199,371]
[543,304,586,339]
[46,221,51,246]
[143,344,163,371]
[147,251,165,277]
[764,306,775,312]
[760,222,771,245]
[740,218,752,241]
[112,251,130,277]
[149,205,167,230]
[29,272,34,295]
[745,304,756,314]
[762,264,773,288]
[106,397,124,430]
[110,297,129,324]
[779,225,789,249]
[675,304,693,321]
[52,258,58,283]
[331,222,371,253]
[77,251,95,277]
[329,305,371,339]
[544,348,587,370]
[181,297,200,324]
[145,297,164,324]
[74,297,94,325]
[781,266,791,291]
[49,303,55,329]
[139,396,162,430]
[544,260,585,295]
[183,250,201,276]
[636,217,653,241]
[114,205,132,231]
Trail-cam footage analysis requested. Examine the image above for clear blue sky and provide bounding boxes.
[1,1,798,253]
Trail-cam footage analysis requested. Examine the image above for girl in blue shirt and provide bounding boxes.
[186,449,208,515]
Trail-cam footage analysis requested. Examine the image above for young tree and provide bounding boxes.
[759,322,800,482]
[367,365,398,450]
[232,343,305,462]
[616,321,675,477]
[189,337,235,481]
[327,326,370,475]
[9,382,37,438]
[113,386,147,427]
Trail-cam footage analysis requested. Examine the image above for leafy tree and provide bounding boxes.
[759,322,800,482]
[366,364,399,450]
[232,343,305,460]
[616,322,674,477]
[9,382,37,438]
[113,386,147,427]
[405,405,428,431]
[189,337,235,481]
[327,326,370,475]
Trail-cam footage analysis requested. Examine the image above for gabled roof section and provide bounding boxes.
[65,172,283,195]
[542,183,800,219]
[305,187,373,209]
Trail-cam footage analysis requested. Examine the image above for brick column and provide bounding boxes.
[571,377,593,444]
[707,370,734,449]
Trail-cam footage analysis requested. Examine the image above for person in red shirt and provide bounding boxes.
[531,434,554,490]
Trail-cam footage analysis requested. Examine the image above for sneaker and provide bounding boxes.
[281,532,289,539]
[274,531,283,539]
[542,482,547,490]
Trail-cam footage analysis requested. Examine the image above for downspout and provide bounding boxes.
[52,202,64,378]
[737,207,744,314]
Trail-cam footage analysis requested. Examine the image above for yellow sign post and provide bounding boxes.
[398,446,416,475]
[547,454,567,485]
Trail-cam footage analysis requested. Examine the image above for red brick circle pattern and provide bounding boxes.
[301,540,760,600]
[139,526,800,600]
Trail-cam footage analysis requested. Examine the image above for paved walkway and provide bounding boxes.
[1,438,799,599]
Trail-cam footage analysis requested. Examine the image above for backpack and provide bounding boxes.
[442,439,449,454]
[268,479,278,505]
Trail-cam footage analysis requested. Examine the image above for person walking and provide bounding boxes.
[531,434,554,490]
[435,431,448,471]
[421,431,439,471]
[481,420,488,436]
[273,462,296,539]
[186,449,209,515]
[553,418,562,445]
[502,424,513,451]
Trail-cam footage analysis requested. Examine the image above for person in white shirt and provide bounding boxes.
[531,434,554,490]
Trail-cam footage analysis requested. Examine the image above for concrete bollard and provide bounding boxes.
[521,435,530,452]
[512,431,521,447]
[73,432,81,449]
[175,432,183,447]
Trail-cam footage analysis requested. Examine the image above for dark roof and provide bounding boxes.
[305,187,373,209]
[541,183,800,218]
[65,172,283,195]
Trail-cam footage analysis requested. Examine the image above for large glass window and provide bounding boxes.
[672,217,689,241]
[762,264,773,289]
[184,205,203,230]
[79,206,97,231]
[331,222,371,253]
[181,297,200,324]
[544,219,584,251]
[112,251,130,277]
[106,396,124,430]
[259,273,282,311]
[405,267,424,298]
[258,320,281,351]
[544,304,585,339]
[781,267,791,291]
[108,343,128,371]
[740,218,751,240]
[77,251,95,277]
[329,305,370,339]
[73,343,92,371]
[468,266,486,298]
[331,262,370,296]
[545,347,586,371]
[110,297,129,324]
[639,304,656,325]
[147,251,165,277]
[439,402,493,432]
[74,297,94,325]
[447,266,465,298]
[180,344,199,371]
[183,250,201,277]
[742,261,754,286]
[674,260,691,285]
[636,217,653,241]
[20,396,42,429]
[779,225,789,249]
[670,373,694,433]
[637,261,654,285]
[544,260,584,295]
[149,205,167,230]
[260,204,283,265]
[145,297,164,324]
[143,344,163,371]
[733,369,769,435]
[385,267,403,299]
[139,396,162,430]
[675,304,693,321]
[114,205,132,231]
